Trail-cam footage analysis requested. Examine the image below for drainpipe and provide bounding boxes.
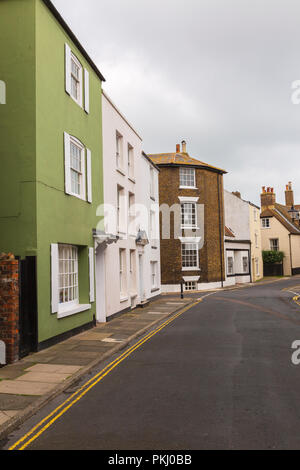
[289,234,293,276]
[217,174,224,288]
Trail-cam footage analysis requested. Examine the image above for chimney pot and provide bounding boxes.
[181,140,187,153]
[176,144,180,153]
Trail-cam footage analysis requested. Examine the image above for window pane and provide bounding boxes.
[58,245,79,305]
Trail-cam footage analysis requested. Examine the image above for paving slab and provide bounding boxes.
[0,394,36,411]
[15,372,71,384]
[0,412,10,426]
[25,364,82,375]
[77,332,112,341]
[0,380,56,396]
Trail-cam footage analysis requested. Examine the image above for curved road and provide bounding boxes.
[4,276,300,450]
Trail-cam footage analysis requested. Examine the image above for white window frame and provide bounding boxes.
[150,166,155,199]
[185,281,197,291]
[181,202,197,229]
[182,243,199,271]
[119,249,127,299]
[58,244,79,313]
[69,136,86,201]
[180,167,196,189]
[261,218,270,228]
[151,261,158,289]
[128,143,134,179]
[270,238,279,251]
[227,256,234,275]
[70,52,83,107]
[242,256,249,274]
[116,131,124,171]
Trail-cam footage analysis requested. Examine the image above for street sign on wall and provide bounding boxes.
[0,341,6,365]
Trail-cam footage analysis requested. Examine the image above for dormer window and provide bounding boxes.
[261,218,270,228]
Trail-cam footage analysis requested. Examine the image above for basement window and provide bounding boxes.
[185,281,197,291]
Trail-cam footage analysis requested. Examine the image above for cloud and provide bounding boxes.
[52,0,300,205]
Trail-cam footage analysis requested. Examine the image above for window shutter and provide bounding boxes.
[65,43,71,95]
[87,148,92,203]
[64,132,72,195]
[84,69,90,114]
[89,247,95,303]
[51,244,59,314]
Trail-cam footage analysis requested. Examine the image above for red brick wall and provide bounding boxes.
[0,260,19,364]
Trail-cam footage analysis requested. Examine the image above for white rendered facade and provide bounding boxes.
[96,91,161,321]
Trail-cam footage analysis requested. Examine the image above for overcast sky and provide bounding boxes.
[52,0,300,206]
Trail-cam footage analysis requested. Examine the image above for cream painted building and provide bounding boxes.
[224,190,263,284]
[95,91,161,322]
[260,185,300,276]
[249,202,263,282]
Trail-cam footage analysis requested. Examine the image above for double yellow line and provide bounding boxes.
[293,295,300,306]
[9,299,201,451]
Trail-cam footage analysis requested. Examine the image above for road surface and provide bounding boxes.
[3,277,300,450]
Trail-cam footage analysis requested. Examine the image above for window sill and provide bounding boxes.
[120,295,129,303]
[182,267,200,272]
[179,186,198,190]
[181,226,199,230]
[70,93,83,109]
[116,168,126,177]
[57,304,91,319]
[68,191,87,202]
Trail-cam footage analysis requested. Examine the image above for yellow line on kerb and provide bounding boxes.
[9,299,202,451]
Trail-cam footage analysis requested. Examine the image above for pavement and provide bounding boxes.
[0,295,193,440]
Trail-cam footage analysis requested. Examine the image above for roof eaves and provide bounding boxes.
[42,0,105,82]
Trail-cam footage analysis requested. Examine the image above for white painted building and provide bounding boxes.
[95,91,161,321]
[224,190,252,285]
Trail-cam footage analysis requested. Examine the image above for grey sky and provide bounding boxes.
[52,0,300,206]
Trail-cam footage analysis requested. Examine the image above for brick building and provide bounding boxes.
[149,141,227,292]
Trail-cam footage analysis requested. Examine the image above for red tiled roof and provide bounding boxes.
[148,152,227,174]
[225,226,235,238]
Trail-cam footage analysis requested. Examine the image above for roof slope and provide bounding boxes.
[261,203,300,235]
[148,152,227,174]
[225,226,235,238]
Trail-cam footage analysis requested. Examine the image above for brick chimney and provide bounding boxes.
[181,140,187,153]
[176,144,180,153]
[285,181,294,207]
[261,186,276,211]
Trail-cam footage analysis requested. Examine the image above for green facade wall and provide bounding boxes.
[0,0,104,344]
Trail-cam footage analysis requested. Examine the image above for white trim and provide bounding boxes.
[182,267,201,272]
[65,43,71,95]
[57,304,91,319]
[51,244,59,314]
[86,148,92,203]
[64,132,72,195]
[179,186,198,190]
[84,69,90,114]
[178,196,199,203]
[70,52,83,108]
[179,237,201,244]
[183,276,201,282]
[89,247,95,303]
[68,136,86,201]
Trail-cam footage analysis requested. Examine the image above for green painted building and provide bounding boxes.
[0,0,105,351]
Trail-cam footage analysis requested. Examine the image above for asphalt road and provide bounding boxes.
[4,276,300,450]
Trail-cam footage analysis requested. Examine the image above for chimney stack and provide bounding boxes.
[176,144,180,153]
[181,140,187,153]
[261,186,276,211]
[285,181,294,207]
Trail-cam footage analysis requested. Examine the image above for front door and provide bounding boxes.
[19,257,38,358]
